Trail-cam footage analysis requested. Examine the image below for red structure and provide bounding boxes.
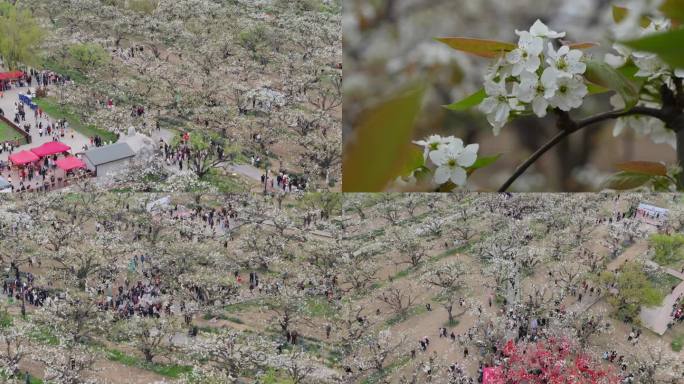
[8,150,39,166]
[30,141,71,157]
[0,71,24,81]
[55,156,86,172]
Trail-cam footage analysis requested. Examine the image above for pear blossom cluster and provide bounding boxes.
[413,135,479,187]
[479,20,588,135]
[607,17,683,147]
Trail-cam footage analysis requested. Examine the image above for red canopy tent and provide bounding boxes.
[55,156,86,172]
[31,141,71,157]
[8,150,39,166]
[0,71,25,81]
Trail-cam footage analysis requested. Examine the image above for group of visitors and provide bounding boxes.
[668,295,684,328]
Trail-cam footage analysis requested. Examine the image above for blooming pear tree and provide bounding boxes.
[0,305,30,379]
[377,1,684,192]
[421,261,469,325]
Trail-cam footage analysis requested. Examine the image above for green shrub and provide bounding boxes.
[672,334,684,352]
[649,233,684,266]
[68,43,110,70]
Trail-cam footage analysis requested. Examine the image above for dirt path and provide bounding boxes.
[16,342,172,384]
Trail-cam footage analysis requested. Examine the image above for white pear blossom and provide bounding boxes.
[548,75,588,111]
[633,53,670,80]
[430,141,479,186]
[484,55,512,82]
[610,94,676,148]
[612,0,665,40]
[610,15,683,91]
[527,19,566,39]
[513,69,558,117]
[604,43,633,68]
[413,135,461,161]
[410,135,482,189]
[506,31,544,76]
[479,79,523,135]
[546,44,587,77]
[478,20,587,133]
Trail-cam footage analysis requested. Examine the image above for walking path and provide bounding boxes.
[599,237,684,335]
[0,85,90,162]
[1,84,287,192]
[640,263,684,335]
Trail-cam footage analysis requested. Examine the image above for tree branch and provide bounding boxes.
[498,107,666,192]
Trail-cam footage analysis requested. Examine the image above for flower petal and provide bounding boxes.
[433,166,451,184]
[457,146,478,167]
[532,96,548,117]
[450,167,468,186]
[429,148,447,165]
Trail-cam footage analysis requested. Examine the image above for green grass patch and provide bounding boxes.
[225,316,244,324]
[260,367,295,384]
[361,356,410,384]
[385,305,428,326]
[0,309,13,328]
[391,268,411,280]
[445,318,460,327]
[326,347,344,366]
[671,333,684,352]
[202,167,249,193]
[0,371,44,384]
[105,348,192,378]
[304,297,335,318]
[224,299,266,313]
[431,244,470,262]
[201,312,244,324]
[197,325,222,334]
[0,119,25,144]
[33,97,117,143]
[28,325,60,346]
[648,270,682,296]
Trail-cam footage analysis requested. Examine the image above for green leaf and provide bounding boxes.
[615,161,667,176]
[586,82,611,95]
[466,154,501,175]
[401,146,425,177]
[413,167,433,184]
[444,89,486,111]
[435,37,515,58]
[652,176,675,192]
[623,28,684,68]
[343,87,425,192]
[585,59,640,109]
[602,171,654,190]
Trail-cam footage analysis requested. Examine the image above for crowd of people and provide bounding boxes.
[668,295,684,329]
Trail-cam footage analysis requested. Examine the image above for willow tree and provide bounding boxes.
[0,2,44,69]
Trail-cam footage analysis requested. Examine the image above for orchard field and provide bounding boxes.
[2,192,684,383]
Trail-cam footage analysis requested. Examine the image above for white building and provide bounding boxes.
[636,203,668,226]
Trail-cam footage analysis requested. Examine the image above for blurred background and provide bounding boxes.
[343,0,676,192]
